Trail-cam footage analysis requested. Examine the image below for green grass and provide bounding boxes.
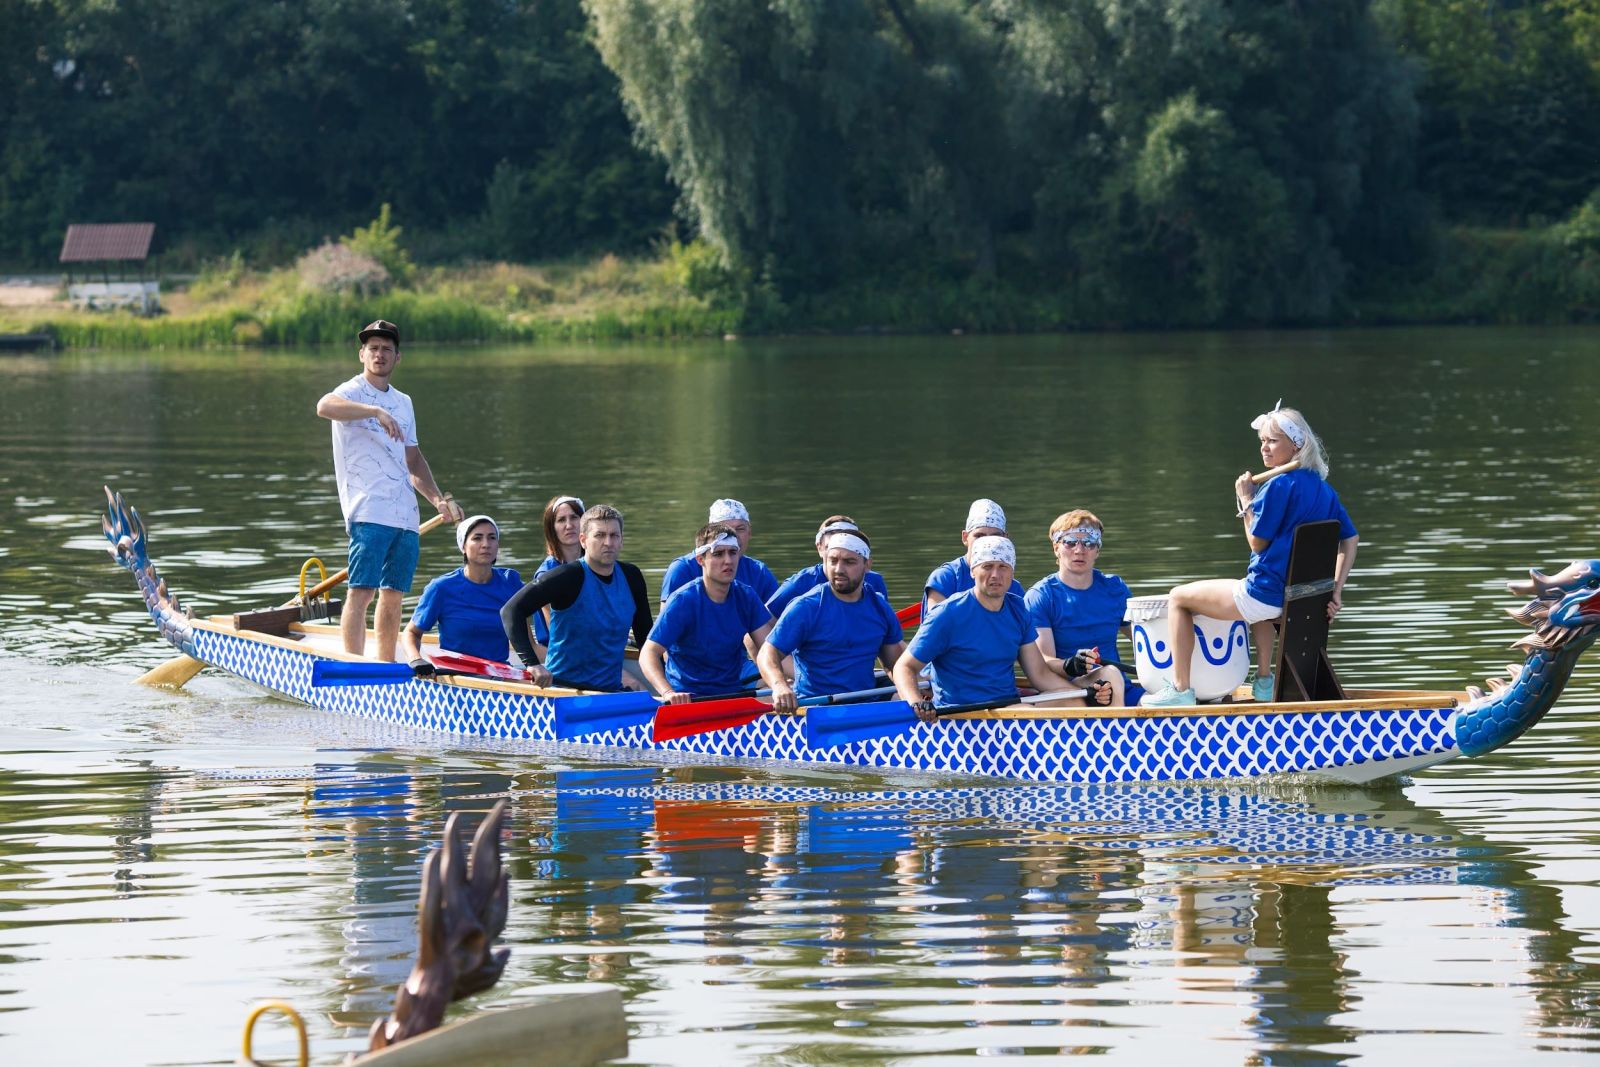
[5,227,1598,348]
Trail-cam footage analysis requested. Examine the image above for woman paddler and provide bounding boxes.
[1143,402,1359,707]
[401,515,524,675]
[527,495,585,658]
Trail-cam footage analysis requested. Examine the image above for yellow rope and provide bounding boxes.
[240,1000,309,1067]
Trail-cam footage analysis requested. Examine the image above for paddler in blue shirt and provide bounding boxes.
[922,498,1025,617]
[894,535,1103,717]
[401,514,523,673]
[642,523,776,702]
[659,498,779,610]
[766,514,891,619]
[1026,509,1139,706]
[500,504,653,692]
[757,530,905,713]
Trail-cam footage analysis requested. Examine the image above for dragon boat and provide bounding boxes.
[103,488,1600,786]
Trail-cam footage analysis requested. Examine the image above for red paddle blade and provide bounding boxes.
[430,651,528,681]
[652,697,772,742]
[896,602,922,627]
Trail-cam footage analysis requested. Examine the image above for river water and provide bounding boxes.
[4,328,1600,1064]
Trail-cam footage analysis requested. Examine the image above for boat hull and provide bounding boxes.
[189,623,1461,786]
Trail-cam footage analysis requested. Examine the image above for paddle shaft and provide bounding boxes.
[1251,459,1300,485]
[294,512,451,605]
[929,686,1088,719]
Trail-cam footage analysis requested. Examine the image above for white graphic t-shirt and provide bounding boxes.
[330,374,420,532]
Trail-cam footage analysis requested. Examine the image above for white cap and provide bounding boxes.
[965,498,1007,533]
[709,498,750,524]
[456,515,498,552]
[968,534,1016,569]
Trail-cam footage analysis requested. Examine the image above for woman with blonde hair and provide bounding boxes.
[1144,402,1358,707]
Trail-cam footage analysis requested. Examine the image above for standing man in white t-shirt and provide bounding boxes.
[315,319,463,660]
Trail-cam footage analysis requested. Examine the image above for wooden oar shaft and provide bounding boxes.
[1250,459,1300,485]
[293,512,451,604]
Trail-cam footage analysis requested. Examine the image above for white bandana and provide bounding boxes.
[964,498,1007,533]
[708,498,750,524]
[1250,399,1306,449]
[823,532,870,560]
[815,519,860,540]
[968,534,1015,569]
[552,495,584,514]
[1052,525,1102,548]
[694,532,741,557]
[456,515,498,552]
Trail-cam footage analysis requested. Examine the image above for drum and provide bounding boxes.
[1125,595,1250,702]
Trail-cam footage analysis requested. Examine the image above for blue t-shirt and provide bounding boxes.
[1024,571,1132,667]
[410,566,524,662]
[768,586,904,699]
[767,564,889,619]
[923,555,1025,616]
[906,588,1032,707]
[1245,469,1358,606]
[648,578,774,695]
[661,553,779,604]
[531,554,562,645]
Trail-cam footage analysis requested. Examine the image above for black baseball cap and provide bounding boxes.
[358,319,401,346]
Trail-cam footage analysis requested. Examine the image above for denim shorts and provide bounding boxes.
[347,522,420,592]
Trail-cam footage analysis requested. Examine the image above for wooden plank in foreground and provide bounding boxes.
[354,986,626,1067]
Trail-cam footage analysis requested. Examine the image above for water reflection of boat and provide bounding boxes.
[104,489,1600,785]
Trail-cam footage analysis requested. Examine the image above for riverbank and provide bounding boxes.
[4,225,1597,348]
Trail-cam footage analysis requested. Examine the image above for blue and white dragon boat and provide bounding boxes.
[103,488,1600,786]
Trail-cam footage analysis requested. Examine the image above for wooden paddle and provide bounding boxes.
[805,687,1087,749]
[138,512,453,688]
[1252,459,1300,484]
[651,684,897,742]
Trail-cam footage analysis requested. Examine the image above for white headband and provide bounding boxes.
[1250,399,1306,449]
[816,519,860,540]
[708,498,749,524]
[968,534,1015,569]
[456,515,498,552]
[552,495,584,514]
[965,498,1007,533]
[694,532,741,557]
[823,532,870,560]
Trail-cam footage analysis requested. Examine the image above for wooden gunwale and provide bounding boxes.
[196,617,1460,722]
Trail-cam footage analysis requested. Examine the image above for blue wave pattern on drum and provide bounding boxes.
[190,630,1461,783]
[1132,624,1170,668]
[1197,621,1250,666]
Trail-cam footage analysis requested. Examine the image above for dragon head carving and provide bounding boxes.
[1506,561,1600,653]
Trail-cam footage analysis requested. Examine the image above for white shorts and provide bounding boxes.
[1232,582,1283,625]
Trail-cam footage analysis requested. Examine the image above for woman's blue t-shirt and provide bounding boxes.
[410,566,524,662]
[1245,469,1357,606]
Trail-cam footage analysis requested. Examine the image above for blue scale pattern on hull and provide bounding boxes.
[193,628,1461,784]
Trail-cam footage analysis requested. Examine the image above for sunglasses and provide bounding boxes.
[1059,538,1100,549]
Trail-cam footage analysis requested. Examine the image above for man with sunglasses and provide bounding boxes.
[1025,509,1138,705]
